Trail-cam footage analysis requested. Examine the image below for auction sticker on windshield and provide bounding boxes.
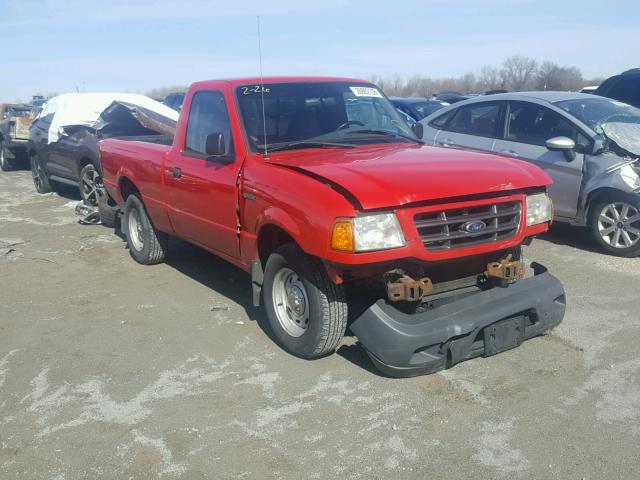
[350,86,383,98]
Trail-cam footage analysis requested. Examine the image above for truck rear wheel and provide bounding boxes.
[263,243,347,359]
[123,194,167,264]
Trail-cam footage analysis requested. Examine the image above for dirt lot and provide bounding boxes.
[1,168,639,479]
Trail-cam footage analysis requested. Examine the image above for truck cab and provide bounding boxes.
[99,77,565,377]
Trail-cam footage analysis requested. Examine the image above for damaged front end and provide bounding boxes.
[350,253,565,377]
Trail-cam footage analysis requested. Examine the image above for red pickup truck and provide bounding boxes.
[100,77,565,377]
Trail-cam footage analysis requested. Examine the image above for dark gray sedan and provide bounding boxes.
[420,92,640,256]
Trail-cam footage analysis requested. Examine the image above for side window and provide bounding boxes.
[444,103,501,137]
[429,109,455,129]
[505,102,591,151]
[185,91,234,158]
[606,78,640,107]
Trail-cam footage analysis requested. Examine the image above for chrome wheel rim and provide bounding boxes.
[0,144,5,169]
[81,167,99,206]
[271,267,309,337]
[128,208,144,251]
[597,202,640,249]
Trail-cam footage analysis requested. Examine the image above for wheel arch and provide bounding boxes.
[585,187,630,225]
[119,176,140,201]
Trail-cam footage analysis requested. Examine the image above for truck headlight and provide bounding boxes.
[331,213,406,252]
[526,193,553,226]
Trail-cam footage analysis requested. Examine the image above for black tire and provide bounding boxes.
[30,153,53,193]
[98,202,118,228]
[263,243,348,359]
[79,163,100,206]
[0,140,13,172]
[123,194,167,264]
[589,192,640,257]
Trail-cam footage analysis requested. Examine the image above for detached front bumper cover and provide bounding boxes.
[350,263,565,377]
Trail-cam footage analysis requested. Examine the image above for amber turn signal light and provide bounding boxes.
[331,219,354,252]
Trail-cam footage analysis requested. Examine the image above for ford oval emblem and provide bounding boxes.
[461,220,487,233]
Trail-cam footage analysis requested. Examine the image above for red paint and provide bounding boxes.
[100,77,552,275]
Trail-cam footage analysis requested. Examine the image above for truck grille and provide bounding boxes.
[415,201,521,251]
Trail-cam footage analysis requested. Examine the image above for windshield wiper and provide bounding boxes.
[257,141,357,153]
[346,129,424,144]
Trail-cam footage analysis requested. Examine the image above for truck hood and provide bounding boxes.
[269,144,551,210]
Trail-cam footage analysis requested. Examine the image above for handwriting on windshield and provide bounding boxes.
[241,85,271,95]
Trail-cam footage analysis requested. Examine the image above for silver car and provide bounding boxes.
[420,92,640,256]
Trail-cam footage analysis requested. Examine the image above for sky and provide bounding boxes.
[1,0,639,102]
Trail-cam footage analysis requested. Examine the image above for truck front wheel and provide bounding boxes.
[263,243,348,359]
[123,194,167,265]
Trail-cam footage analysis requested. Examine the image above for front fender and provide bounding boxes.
[254,207,304,244]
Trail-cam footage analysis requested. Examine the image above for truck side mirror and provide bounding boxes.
[205,133,226,157]
[545,136,575,162]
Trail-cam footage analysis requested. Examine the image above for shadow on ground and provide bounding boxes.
[538,222,603,254]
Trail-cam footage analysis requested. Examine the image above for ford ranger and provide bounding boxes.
[99,77,565,377]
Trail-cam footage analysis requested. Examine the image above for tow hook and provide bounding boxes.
[486,254,524,284]
[385,270,433,302]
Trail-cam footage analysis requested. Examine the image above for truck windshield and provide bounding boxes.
[236,82,419,152]
[554,98,640,134]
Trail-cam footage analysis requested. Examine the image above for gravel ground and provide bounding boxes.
[1,168,639,479]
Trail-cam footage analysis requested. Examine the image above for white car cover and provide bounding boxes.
[39,93,179,144]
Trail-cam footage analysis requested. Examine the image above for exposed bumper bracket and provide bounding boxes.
[350,262,565,377]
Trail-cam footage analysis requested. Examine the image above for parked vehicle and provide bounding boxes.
[28,93,178,206]
[31,95,47,107]
[420,92,640,256]
[595,68,640,108]
[390,97,449,121]
[99,77,564,377]
[163,92,186,111]
[0,104,37,171]
[435,92,471,104]
[580,86,598,94]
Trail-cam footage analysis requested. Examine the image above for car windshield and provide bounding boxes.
[236,82,418,152]
[413,101,447,119]
[554,97,640,134]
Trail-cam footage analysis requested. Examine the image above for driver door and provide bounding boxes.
[164,90,241,259]
[492,101,589,220]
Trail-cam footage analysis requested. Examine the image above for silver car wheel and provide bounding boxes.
[271,267,309,338]
[81,167,100,206]
[597,202,640,249]
[128,208,144,252]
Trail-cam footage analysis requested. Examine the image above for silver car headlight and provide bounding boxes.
[526,193,553,226]
[353,213,406,252]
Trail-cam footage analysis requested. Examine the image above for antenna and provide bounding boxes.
[256,16,269,158]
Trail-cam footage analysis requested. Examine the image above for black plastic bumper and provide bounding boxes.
[350,263,566,377]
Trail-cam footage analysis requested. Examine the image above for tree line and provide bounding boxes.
[369,55,606,98]
[142,55,606,100]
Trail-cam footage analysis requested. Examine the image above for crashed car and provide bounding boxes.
[420,92,640,256]
[0,104,38,171]
[28,93,178,206]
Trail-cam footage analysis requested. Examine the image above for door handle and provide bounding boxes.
[499,149,519,158]
[172,167,182,178]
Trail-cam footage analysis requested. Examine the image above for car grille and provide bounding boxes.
[414,201,521,251]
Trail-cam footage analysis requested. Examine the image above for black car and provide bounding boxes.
[595,68,640,108]
[389,97,449,121]
[29,95,177,206]
[163,92,186,112]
